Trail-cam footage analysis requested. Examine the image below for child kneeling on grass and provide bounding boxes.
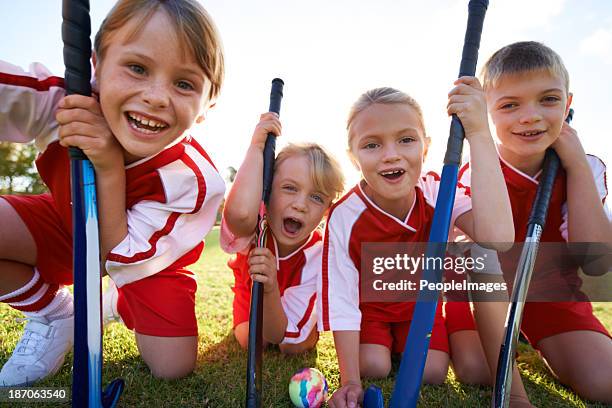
[0,0,225,385]
[221,112,344,353]
[320,84,515,407]
[445,41,612,406]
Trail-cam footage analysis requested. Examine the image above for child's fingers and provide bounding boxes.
[257,120,282,137]
[448,82,482,98]
[58,94,102,114]
[447,102,469,117]
[259,112,279,121]
[250,273,269,285]
[58,121,102,140]
[346,388,359,408]
[249,262,272,275]
[561,121,577,136]
[249,247,274,258]
[248,255,270,267]
[453,76,482,89]
[448,83,471,96]
[56,106,102,126]
[58,134,102,149]
[447,94,470,108]
[328,391,345,408]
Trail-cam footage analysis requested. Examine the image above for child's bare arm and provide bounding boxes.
[472,297,531,404]
[56,94,128,260]
[329,331,362,408]
[553,123,611,244]
[470,264,528,401]
[223,112,281,238]
[449,77,514,249]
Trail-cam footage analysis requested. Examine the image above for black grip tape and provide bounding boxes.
[262,78,284,204]
[444,0,489,165]
[459,0,489,77]
[62,0,92,160]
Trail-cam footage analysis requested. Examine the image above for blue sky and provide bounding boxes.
[2,0,611,185]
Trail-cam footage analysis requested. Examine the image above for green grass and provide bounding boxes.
[1,228,610,407]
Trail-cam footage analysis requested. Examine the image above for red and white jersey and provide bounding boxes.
[458,155,610,292]
[458,154,610,242]
[221,219,321,344]
[319,174,472,331]
[0,60,225,287]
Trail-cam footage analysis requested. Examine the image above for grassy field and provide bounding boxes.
[0,227,610,407]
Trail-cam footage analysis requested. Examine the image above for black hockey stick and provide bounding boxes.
[493,108,574,408]
[245,78,284,408]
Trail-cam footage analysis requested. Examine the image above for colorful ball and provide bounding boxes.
[288,367,328,408]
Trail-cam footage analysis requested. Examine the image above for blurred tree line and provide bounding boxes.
[0,142,46,195]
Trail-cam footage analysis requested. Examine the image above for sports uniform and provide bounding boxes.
[319,174,472,353]
[221,219,320,344]
[445,155,611,346]
[0,61,225,337]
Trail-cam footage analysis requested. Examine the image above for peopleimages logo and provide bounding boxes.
[371,253,486,275]
[370,278,507,294]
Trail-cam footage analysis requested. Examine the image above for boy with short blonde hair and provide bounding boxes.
[447,41,612,405]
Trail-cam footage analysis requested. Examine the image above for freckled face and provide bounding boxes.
[95,10,212,163]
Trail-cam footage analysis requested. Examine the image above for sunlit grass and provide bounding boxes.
[0,228,609,407]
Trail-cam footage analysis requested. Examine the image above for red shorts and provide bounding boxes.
[360,303,449,354]
[232,267,251,328]
[3,194,199,337]
[444,302,477,334]
[2,194,73,285]
[444,301,610,349]
[117,268,198,337]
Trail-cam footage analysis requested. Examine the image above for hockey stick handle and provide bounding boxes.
[262,78,284,204]
[62,0,92,160]
[528,108,574,227]
[445,0,489,166]
[389,3,489,408]
[246,78,284,408]
[494,109,575,408]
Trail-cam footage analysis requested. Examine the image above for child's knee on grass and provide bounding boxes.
[234,322,272,351]
[538,330,612,403]
[422,349,450,385]
[136,333,197,380]
[279,328,318,355]
[570,373,612,404]
[449,330,491,385]
[234,322,249,350]
[359,344,392,378]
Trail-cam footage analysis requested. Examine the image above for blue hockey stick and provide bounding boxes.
[385,2,489,407]
[62,0,124,406]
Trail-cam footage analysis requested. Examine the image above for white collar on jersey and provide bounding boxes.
[270,230,317,270]
[357,181,417,232]
[498,154,542,185]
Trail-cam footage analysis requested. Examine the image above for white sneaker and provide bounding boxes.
[103,279,122,327]
[0,315,73,386]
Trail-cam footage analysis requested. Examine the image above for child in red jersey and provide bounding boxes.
[0,0,225,384]
[446,41,612,405]
[321,85,514,408]
[222,113,344,353]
